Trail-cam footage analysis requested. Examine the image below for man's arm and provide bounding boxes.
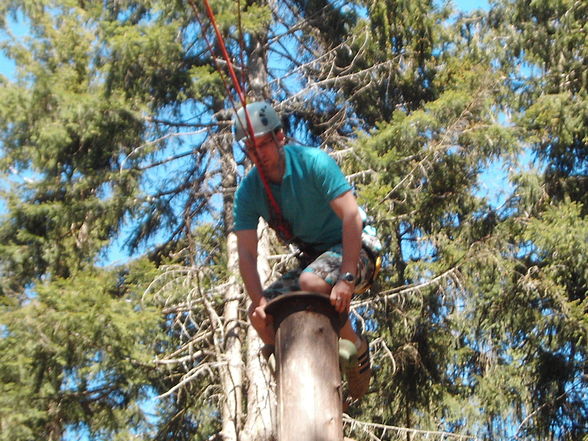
[236,229,265,307]
[329,190,363,312]
[236,229,275,343]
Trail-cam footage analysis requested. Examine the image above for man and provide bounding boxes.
[232,101,379,401]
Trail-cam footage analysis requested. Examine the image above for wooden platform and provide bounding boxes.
[265,291,346,441]
[265,291,347,330]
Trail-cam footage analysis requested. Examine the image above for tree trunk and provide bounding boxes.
[240,5,276,439]
[267,293,343,441]
[219,93,243,440]
[242,221,276,441]
[221,231,244,441]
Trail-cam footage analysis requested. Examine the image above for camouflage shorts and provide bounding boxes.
[262,244,376,300]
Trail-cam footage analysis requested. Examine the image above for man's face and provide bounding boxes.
[245,131,284,172]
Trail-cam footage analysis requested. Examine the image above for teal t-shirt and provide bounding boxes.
[234,144,352,252]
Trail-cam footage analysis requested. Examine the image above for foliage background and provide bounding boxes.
[0,1,586,441]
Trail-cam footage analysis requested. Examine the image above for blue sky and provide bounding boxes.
[0,0,489,80]
[453,0,489,11]
[0,0,493,262]
[2,2,500,439]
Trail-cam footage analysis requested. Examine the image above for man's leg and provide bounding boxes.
[252,268,304,346]
[298,270,331,294]
[300,247,374,402]
[300,270,371,401]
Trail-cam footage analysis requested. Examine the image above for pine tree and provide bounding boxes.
[485,0,588,438]
[1,0,586,440]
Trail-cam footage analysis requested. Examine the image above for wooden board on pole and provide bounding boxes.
[266,292,344,441]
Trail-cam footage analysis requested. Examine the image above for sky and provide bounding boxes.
[0,0,490,79]
[453,0,489,11]
[2,1,499,439]
[0,0,493,264]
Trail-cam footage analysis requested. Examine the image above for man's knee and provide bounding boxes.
[298,271,330,294]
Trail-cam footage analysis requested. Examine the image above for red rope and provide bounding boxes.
[189,0,293,242]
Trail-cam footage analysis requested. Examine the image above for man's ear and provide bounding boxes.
[275,129,286,144]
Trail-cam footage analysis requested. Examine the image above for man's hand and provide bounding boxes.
[248,297,275,343]
[248,297,268,327]
[330,280,354,313]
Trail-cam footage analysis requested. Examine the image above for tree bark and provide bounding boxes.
[239,4,276,439]
[219,92,243,440]
[267,293,344,441]
[221,231,244,441]
[242,221,276,441]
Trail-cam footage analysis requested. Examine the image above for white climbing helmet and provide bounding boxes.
[233,101,282,142]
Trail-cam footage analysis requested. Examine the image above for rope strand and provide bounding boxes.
[190,0,294,243]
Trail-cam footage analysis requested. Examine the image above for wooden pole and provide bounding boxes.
[265,292,345,441]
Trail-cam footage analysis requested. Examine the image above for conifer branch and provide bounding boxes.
[343,415,479,441]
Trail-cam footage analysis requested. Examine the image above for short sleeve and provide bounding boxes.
[309,150,352,201]
[234,175,260,231]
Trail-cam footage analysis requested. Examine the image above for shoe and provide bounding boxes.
[344,336,371,401]
[260,344,276,374]
[339,338,358,371]
[261,343,275,360]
